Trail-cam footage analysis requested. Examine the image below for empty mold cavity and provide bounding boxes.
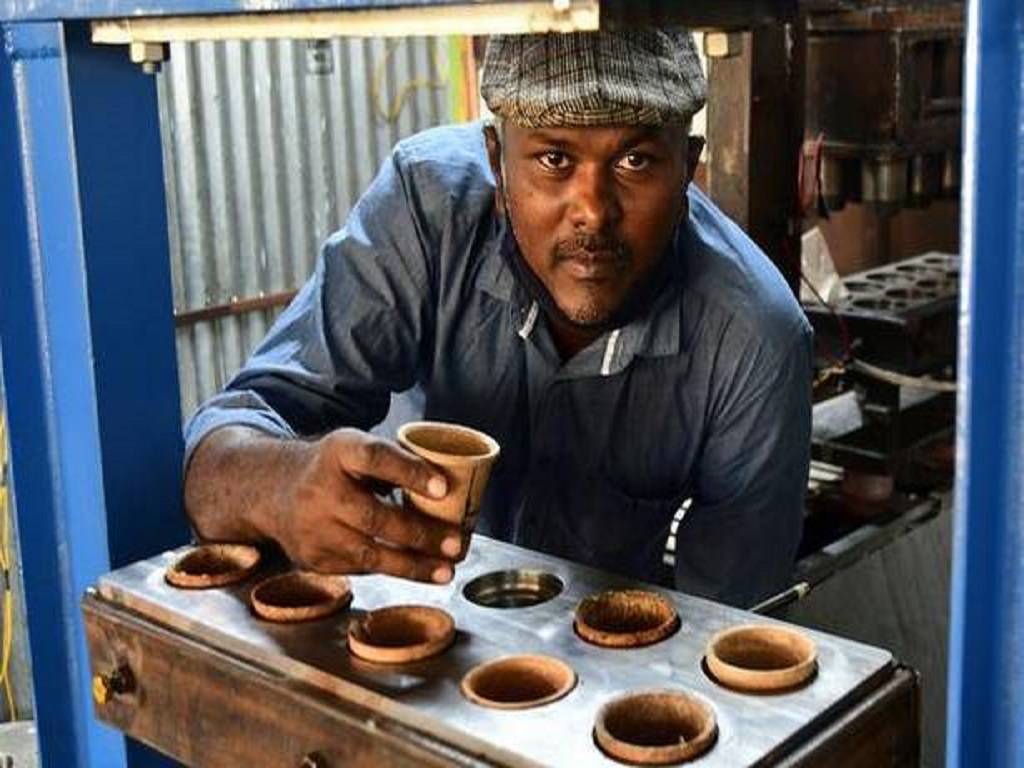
[461,655,576,710]
[164,544,261,589]
[841,280,879,293]
[885,288,939,301]
[347,605,455,664]
[594,689,717,765]
[462,569,563,608]
[852,297,897,311]
[250,572,352,623]
[705,624,817,693]
[895,264,939,274]
[863,271,900,282]
[575,589,679,648]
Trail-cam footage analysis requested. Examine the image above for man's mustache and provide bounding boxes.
[553,234,631,264]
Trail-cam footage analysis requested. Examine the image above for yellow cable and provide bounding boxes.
[0,412,14,721]
[370,38,448,124]
[1,592,13,720]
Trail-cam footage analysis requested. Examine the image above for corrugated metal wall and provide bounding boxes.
[158,37,456,418]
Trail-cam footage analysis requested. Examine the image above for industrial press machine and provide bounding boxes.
[2,0,949,765]
[85,538,919,766]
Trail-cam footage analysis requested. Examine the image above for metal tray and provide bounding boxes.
[97,535,893,767]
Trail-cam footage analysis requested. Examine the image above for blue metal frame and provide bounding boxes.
[1,0,510,23]
[947,0,1024,766]
[0,19,185,768]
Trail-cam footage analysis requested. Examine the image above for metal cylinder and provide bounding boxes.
[821,154,846,211]
[862,156,907,214]
[942,150,961,197]
[908,154,941,208]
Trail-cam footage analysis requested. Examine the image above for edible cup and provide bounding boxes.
[594,689,717,765]
[397,421,500,531]
[249,571,352,623]
[347,605,455,664]
[705,624,817,693]
[575,589,679,648]
[164,543,261,589]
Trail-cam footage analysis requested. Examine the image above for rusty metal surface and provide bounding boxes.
[95,536,895,767]
[706,25,804,291]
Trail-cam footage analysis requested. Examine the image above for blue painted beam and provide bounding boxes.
[946,0,1024,765]
[0,21,129,768]
[2,0,518,23]
[1,18,186,767]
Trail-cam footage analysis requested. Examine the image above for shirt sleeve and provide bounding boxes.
[673,320,813,608]
[183,148,434,468]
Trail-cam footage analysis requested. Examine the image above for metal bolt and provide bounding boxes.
[703,32,743,59]
[129,41,168,75]
[91,674,112,706]
[91,664,135,705]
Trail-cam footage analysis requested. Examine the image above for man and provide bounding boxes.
[183,29,812,608]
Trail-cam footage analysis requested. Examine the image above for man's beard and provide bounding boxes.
[551,233,632,326]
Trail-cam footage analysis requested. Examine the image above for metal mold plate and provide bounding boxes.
[96,536,893,767]
[462,569,564,609]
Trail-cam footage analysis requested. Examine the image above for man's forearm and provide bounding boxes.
[184,426,309,544]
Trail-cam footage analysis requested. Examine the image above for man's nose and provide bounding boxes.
[568,165,622,233]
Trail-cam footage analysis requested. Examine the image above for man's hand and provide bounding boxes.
[184,426,462,584]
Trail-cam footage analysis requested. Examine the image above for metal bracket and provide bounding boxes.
[91,0,600,47]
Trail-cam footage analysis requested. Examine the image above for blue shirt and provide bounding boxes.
[184,122,813,607]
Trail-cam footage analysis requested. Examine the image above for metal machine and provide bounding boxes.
[84,537,919,767]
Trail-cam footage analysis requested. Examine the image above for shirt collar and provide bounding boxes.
[478,216,517,303]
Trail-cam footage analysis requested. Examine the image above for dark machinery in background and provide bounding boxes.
[796,3,963,564]
[698,1,963,599]
[806,5,963,215]
[802,5,962,489]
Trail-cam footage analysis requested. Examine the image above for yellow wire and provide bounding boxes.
[0,412,15,721]
[370,39,449,124]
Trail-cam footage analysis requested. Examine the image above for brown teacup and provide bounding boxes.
[397,421,500,531]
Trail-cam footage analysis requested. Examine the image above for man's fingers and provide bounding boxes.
[312,524,453,584]
[340,494,463,559]
[334,432,447,500]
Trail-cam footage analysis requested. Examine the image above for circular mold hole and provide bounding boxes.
[917,279,941,290]
[841,280,878,293]
[895,265,946,281]
[250,571,352,623]
[884,287,939,301]
[594,689,717,765]
[863,271,900,282]
[461,655,576,710]
[347,605,455,664]
[462,569,563,608]
[705,624,817,693]
[164,544,261,589]
[575,589,679,648]
[852,297,896,311]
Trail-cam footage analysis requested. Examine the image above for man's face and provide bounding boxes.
[487,122,697,327]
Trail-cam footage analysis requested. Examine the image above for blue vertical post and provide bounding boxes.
[0,19,186,768]
[946,0,1024,766]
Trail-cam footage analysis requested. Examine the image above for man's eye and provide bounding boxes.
[617,152,651,171]
[537,151,570,170]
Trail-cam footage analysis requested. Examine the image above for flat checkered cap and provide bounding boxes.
[481,30,707,128]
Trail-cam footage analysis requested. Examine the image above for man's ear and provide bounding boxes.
[685,135,705,186]
[483,124,505,215]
